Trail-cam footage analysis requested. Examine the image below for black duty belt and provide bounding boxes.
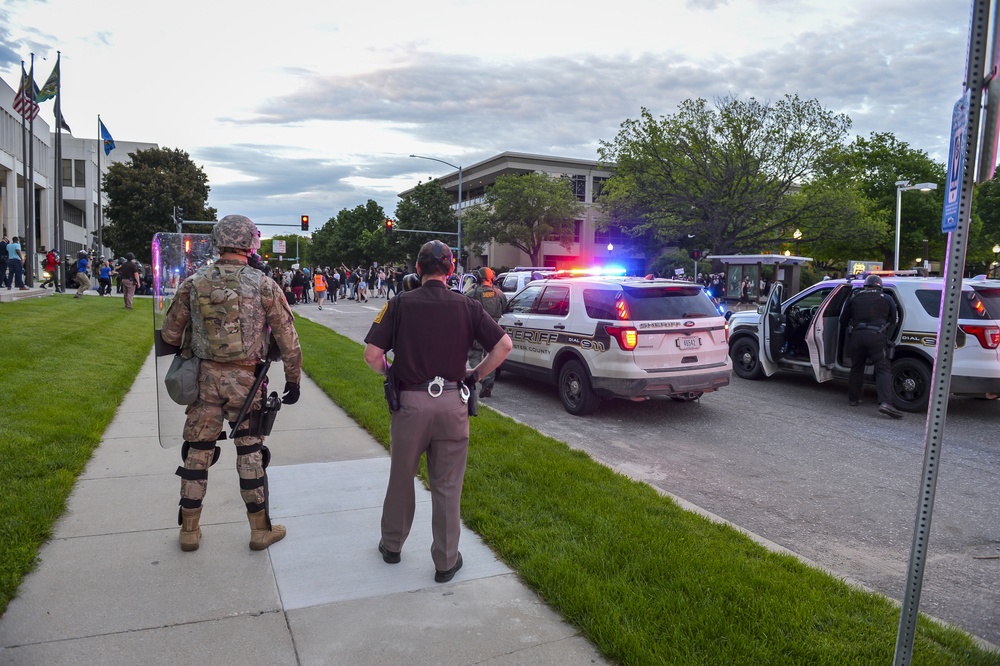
[400,380,463,392]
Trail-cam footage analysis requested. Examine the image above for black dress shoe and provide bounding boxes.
[434,552,463,583]
[378,539,400,564]
[879,403,903,419]
[848,399,859,407]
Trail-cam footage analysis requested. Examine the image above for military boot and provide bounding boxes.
[179,507,202,552]
[247,509,286,550]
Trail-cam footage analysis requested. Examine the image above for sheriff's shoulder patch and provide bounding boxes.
[373,303,388,324]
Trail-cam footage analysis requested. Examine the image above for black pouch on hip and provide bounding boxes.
[384,365,400,412]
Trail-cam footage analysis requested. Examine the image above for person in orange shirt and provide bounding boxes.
[314,268,328,310]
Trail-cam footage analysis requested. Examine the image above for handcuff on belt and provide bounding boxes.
[427,376,471,404]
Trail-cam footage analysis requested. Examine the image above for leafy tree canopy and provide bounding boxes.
[461,172,583,266]
[258,233,310,271]
[393,180,460,267]
[597,95,852,258]
[309,200,397,269]
[102,147,216,263]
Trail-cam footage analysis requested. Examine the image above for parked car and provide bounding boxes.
[498,272,732,415]
[727,275,1000,411]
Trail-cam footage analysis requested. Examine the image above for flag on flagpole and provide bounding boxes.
[12,64,40,120]
[99,118,115,155]
[58,113,72,133]
[36,59,59,103]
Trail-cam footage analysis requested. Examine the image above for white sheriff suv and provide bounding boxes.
[497,272,732,415]
[727,274,1000,411]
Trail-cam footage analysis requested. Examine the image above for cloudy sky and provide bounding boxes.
[0,0,975,235]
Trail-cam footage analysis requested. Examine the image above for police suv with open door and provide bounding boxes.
[727,274,1000,411]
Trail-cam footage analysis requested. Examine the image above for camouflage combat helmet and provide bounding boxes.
[211,214,261,252]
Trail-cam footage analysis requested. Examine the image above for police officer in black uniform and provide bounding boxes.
[839,274,902,418]
[363,240,512,582]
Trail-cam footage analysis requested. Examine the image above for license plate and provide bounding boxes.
[677,336,701,350]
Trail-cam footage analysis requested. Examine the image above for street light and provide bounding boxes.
[993,244,1000,278]
[792,228,802,255]
[410,154,463,274]
[894,180,939,271]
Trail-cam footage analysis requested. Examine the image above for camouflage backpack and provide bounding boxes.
[189,263,259,362]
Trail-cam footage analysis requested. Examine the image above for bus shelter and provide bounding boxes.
[708,254,813,304]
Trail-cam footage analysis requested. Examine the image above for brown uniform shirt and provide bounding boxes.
[365,280,505,385]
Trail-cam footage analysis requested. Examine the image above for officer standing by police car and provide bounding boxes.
[161,214,303,552]
[363,240,512,582]
[839,274,902,418]
[466,267,507,398]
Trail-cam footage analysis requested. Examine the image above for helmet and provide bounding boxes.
[78,250,88,257]
[211,214,261,252]
[416,240,453,276]
[126,252,135,261]
[402,273,421,291]
[864,274,883,289]
[477,267,495,283]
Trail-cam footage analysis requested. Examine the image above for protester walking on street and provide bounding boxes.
[160,214,303,552]
[363,240,512,582]
[41,248,61,291]
[314,268,327,310]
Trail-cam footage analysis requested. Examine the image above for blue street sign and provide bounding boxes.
[942,91,970,233]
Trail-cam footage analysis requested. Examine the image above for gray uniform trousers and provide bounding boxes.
[381,387,469,571]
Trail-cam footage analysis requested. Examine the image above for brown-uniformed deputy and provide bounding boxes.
[161,214,303,552]
[363,240,512,582]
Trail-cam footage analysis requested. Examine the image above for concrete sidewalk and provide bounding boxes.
[0,352,606,665]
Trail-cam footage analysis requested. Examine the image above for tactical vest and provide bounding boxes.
[189,263,266,362]
[472,285,505,321]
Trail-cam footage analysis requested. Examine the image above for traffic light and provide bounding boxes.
[689,249,701,260]
[300,215,309,231]
[384,219,394,236]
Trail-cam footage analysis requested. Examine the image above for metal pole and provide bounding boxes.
[457,165,463,274]
[893,1,989,662]
[895,183,905,272]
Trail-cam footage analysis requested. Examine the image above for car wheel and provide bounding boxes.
[670,392,703,402]
[730,337,764,380]
[558,360,600,416]
[891,357,931,412]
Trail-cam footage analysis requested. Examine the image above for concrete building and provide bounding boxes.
[401,152,647,274]
[1,74,156,275]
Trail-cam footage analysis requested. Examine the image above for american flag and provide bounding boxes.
[12,65,40,121]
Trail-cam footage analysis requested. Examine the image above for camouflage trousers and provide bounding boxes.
[467,346,495,392]
[178,360,268,513]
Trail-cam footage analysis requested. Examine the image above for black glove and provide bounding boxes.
[281,381,300,405]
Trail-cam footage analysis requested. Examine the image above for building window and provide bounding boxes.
[592,176,608,202]
[570,174,586,201]
[74,160,86,188]
[62,159,73,187]
[548,220,582,243]
[594,226,626,245]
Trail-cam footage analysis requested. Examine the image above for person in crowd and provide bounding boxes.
[327,267,339,303]
[363,240,512,582]
[5,235,28,291]
[0,236,8,283]
[466,267,508,398]
[161,214,302,552]
[119,252,141,309]
[314,267,327,310]
[97,259,113,296]
[377,267,387,298]
[291,269,307,304]
[72,250,92,298]
[41,248,61,291]
[384,266,397,298]
[839,274,902,419]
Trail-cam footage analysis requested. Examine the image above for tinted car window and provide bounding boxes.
[624,285,720,319]
[535,285,570,316]
[970,286,1000,319]
[508,285,543,314]
[915,289,993,320]
[583,288,620,319]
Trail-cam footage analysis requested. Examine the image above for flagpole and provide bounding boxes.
[54,51,65,290]
[18,62,29,265]
[26,53,36,286]
[97,114,103,254]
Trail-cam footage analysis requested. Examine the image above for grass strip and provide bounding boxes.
[296,314,999,665]
[0,296,153,616]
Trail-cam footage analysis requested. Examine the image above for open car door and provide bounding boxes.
[760,282,784,376]
[806,285,851,383]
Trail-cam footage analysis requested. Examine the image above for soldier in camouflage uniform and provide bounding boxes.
[466,267,507,398]
[161,214,303,552]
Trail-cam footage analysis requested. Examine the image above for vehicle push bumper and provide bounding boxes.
[591,364,731,398]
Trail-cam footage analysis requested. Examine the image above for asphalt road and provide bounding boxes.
[297,296,1000,645]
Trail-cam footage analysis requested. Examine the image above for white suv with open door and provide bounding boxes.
[726,275,1000,411]
[497,274,732,415]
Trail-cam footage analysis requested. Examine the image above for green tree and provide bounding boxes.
[597,95,852,257]
[461,172,583,266]
[309,200,393,269]
[393,180,459,266]
[102,147,216,263]
[259,234,310,271]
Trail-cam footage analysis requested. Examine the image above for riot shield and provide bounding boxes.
[153,232,216,448]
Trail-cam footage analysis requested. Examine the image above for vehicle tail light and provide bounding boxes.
[724,320,729,344]
[615,297,630,321]
[959,324,1000,349]
[605,325,638,351]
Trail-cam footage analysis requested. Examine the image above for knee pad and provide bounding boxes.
[235,442,271,469]
[180,440,221,467]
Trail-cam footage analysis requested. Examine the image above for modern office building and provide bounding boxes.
[401,151,647,274]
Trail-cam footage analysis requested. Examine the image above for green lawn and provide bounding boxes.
[1,298,996,664]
